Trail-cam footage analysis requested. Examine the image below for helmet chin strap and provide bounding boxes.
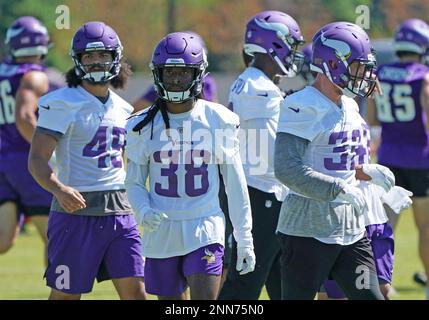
[269,49,299,77]
[269,49,288,75]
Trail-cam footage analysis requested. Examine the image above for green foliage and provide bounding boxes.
[0,0,72,69]
[0,0,425,72]
[321,0,371,22]
[178,0,219,8]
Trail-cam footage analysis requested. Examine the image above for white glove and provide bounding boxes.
[382,186,413,214]
[362,164,395,193]
[337,183,367,214]
[142,211,168,232]
[236,247,256,275]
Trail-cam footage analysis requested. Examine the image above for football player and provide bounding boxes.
[0,16,53,263]
[28,21,146,300]
[125,32,255,300]
[219,10,303,300]
[275,22,386,299]
[368,18,429,299]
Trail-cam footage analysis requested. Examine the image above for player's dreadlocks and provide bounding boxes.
[132,98,170,139]
[132,92,204,138]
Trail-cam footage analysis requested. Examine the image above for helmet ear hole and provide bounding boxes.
[273,42,282,49]
[329,60,337,70]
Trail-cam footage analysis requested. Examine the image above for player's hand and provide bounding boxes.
[369,74,382,97]
[374,78,383,95]
[362,163,395,193]
[142,211,168,232]
[54,185,86,213]
[337,184,367,214]
[236,247,256,275]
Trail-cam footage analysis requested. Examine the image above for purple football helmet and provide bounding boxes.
[185,31,208,53]
[311,21,376,62]
[311,22,377,98]
[394,18,429,63]
[312,21,368,42]
[243,10,304,77]
[5,16,50,58]
[150,32,208,103]
[70,21,123,83]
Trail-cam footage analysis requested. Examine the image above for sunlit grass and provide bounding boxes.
[0,209,425,299]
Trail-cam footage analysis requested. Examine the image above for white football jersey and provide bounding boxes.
[229,67,288,201]
[357,129,389,226]
[126,99,254,257]
[126,99,243,219]
[37,86,133,192]
[278,86,370,203]
[359,181,388,226]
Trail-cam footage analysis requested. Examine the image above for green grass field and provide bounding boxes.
[0,208,426,300]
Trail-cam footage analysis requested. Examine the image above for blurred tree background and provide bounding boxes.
[1,0,429,73]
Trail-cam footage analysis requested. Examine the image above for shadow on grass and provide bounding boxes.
[394,286,421,293]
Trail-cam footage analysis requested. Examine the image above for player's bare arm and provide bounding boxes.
[15,71,49,143]
[420,72,429,115]
[28,130,86,213]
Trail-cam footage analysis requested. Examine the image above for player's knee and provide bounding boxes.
[417,225,429,239]
[0,238,15,254]
[48,289,80,300]
[128,285,147,300]
[117,280,147,300]
[0,244,13,254]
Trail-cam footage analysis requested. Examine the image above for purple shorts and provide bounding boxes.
[321,280,345,299]
[145,243,224,297]
[322,222,394,299]
[366,223,394,284]
[0,159,52,216]
[45,211,144,294]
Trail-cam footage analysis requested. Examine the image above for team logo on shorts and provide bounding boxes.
[201,248,216,264]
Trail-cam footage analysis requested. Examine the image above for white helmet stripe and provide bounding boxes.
[415,25,429,40]
[254,18,290,37]
[321,31,351,69]
[5,27,24,44]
